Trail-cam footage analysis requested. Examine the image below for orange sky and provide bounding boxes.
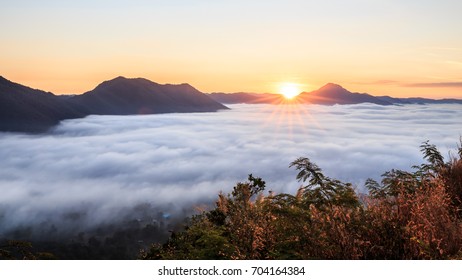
[1,0,462,98]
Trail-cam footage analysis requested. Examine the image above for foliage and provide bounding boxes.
[142,140,462,260]
[290,157,360,209]
[1,216,172,260]
[0,240,56,260]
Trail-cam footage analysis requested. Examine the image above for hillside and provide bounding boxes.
[376,95,462,105]
[0,76,85,132]
[0,76,228,132]
[208,92,286,104]
[298,83,391,105]
[209,83,462,105]
[70,76,228,115]
[209,83,391,105]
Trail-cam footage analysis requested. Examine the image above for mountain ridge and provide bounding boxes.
[0,76,228,132]
[71,76,227,115]
[2,76,462,133]
[208,83,462,105]
[297,83,391,105]
[0,76,86,132]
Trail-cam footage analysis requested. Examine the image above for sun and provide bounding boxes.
[279,83,301,99]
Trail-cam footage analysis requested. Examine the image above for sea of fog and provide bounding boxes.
[1,103,461,238]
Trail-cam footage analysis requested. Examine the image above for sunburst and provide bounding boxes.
[279,83,301,99]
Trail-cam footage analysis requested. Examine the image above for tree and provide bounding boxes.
[142,140,462,260]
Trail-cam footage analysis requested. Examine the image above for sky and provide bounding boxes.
[1,103,461,237]
[1,0,462,98]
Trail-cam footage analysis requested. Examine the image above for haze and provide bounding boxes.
[1,0,462,98]
[1,103,461,237]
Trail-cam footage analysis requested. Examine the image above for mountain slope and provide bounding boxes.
[213,83,462,105]
[71,76,228,115]
[376,95,462,105]
[298,83,391,105]
[0,76,228,132]
[0,76,85,132]
[210,83,392,105]
[208,92,286,104]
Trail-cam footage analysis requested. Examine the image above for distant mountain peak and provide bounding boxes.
[295,83,392,105]
[96,77,202,94]
[92,76,159,92]
[76,76,227,115]
[323,82,343,88]
[112,76,129,81]
[318,83,348,92]
[165,82,200,93]
[0,76,228,132]
[103,76,147,83]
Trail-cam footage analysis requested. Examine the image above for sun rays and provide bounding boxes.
[279,83,301,99]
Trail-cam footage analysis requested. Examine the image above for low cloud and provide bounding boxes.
[404,82,462,88]
[0,103,461,239]
[353,80,400,86]
[352,80,462,89]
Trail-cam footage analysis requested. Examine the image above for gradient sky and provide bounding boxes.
[1,0,462,98]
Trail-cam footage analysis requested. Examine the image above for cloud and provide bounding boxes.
[353,80,400,86]
[353,80,462,89]
[0,103,461,239]
[404,82,462,88]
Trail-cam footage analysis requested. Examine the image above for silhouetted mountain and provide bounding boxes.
[0,76,85,132]
[210,83,392,105]
[376,95,462,105]
[374,96,411,104]
[0,76,228,133]
[71,76,228,115]
[2,76,461,133]
[298,83,391,105]
[210,83,462,106]
[208,92,286,104]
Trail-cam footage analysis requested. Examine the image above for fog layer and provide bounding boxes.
[1,103,461,238]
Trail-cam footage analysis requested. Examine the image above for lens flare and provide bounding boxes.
[279,83,301,99]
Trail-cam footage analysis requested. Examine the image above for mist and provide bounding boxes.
[1,103,461,239]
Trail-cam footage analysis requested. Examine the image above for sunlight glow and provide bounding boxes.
[279,83,301,99]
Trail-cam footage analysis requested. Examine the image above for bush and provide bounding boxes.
[142,140,462,260]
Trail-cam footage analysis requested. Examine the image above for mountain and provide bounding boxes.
[210,83,392,105]
[376,95,462,105]
[0,76,228,133]
[297,83,391,105]
[211,83,462,105]
[2,76,461,133]
[208,92,286,104]
[0,76,85,132]
[71,76,228,115]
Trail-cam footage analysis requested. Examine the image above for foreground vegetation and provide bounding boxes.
[0,205,179,260]
[141,140,462,259]
[2,140,461,259]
